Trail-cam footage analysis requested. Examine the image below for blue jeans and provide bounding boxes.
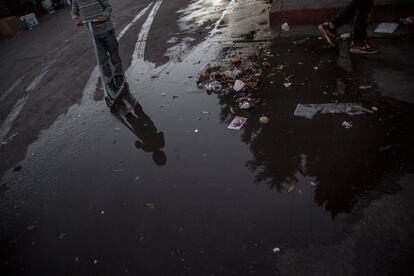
[94,29,123,83]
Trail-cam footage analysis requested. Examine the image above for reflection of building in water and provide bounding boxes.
[114,91,167,166]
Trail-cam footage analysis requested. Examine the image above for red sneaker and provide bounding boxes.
[350,41,380,55]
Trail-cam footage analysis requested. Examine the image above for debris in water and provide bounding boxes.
[59,233,67,240]
[233,80,246,92]
[194,129,199,133]
[294,103,374,119]
[313,66,319,71]
[401,16,414,26]
[281,22,290,32]
[27,225,36,231]
[259,116,270,124]
[262,61,271,67]
[310,181,317,186]
[342,121,353,129]
[228,116,248,130]
[135,176,141,182]
[230,55,241,64]
[371,106,378,111]
[93,259,98,265]
[375,22,399,34]
[273,247,281,253]
[100,210,105,215]
[201,111,210,114]
[284,83,292,88]
[359,85,373,90]
[161,93,166,97]
[146,202,156,209]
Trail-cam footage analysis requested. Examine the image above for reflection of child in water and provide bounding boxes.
[117,98,167,166]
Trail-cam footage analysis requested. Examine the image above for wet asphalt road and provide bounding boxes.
[1,0,414,275]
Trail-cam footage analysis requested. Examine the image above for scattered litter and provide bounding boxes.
[100,210,105,215]
[401,16,414,26]
[26,225,36,231]
[201,111,210,114]
[294,103,374,119]
[194,129,199,133]
[230,55,241,64]
[359,85,373,90]
[338,33,351,40]
[228,116,248,130]
[342,121,353,129]
[238,98,255,110]
[287,185,296,193]
[146,202,156,209]
[196,45,271,112]
[259,116,270,124]
[371,106,378,111]
[283,82,292,88]
[379,145,391,152]
[205,80,223,93]
[198,64,211,82]
[375,22,399,34]
[273,247,281,253]
[313,66,319,71]
[233,80,246,92]
[93,259,98,265]
[262,61,271,67]
[281,22,290,32]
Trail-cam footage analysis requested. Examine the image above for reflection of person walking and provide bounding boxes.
[71,0,125,90]
[319,0,380,54]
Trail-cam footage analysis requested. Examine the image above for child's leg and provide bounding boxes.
[105,29,124,77]
[95,35,113,84]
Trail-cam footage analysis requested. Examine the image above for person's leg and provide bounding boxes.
[319,0,357,46]
[95,35,113,85]
[352,0,373,43]
[104,29,124,86]
[331,0,358,28]
[350,0,379,54]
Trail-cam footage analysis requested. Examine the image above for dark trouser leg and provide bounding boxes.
[104,29,124,76]
[353,0,373,43]
[94,35,112,83]
[331,0,357,28]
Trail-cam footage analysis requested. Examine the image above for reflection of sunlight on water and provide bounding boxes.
[177,0,229,32]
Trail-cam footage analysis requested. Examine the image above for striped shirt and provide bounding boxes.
[71,0,114,35]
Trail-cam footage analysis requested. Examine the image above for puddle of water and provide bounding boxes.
[1,1,414,275]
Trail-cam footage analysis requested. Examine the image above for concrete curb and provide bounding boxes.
[269,0,414,27]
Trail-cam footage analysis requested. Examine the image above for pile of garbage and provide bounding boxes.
[196,46,272,111]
